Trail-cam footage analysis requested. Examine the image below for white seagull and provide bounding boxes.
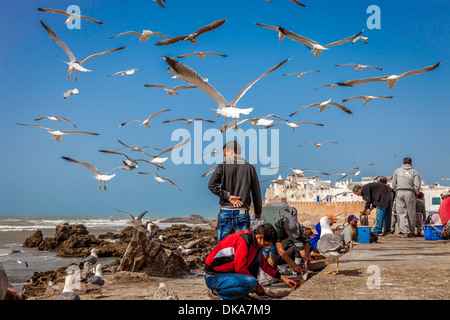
[163,56,290,132]
[40,20,126,81]
[119,109,170,128]
[138,172,182,191]
[289,99,352,117]
[335,63,383,72]
[314,84,337,91]
[115,140,161,153]
[17,123,98,142]
[115,209,148,228]
[163,118,215,125]
[63,88,78,99]
[224,114,287,131]
[85,264,105,298]
[276,26,363,59]
[144,84,196,96]
[260,175,301,186]
[109,30,170,42]
[57,274,80,300]
[254,23,286,43]
[34,116,77,128]
[98,149,163,170]
[155,19,226,46]
[352,34,368,45]
[297,141,338,148]
[337,62,441,89]
[317,216,348,274]
[144,137,192,167]
[282,70,320,78]
[82,248,98,266]
[61,156,130,190]
[107,69,143,77]
[342,95,394,106]
[268,166,329,176]
[37,8,104,25]
[265,121,324,131]
[174,52,228,61]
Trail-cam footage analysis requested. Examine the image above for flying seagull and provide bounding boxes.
[109,30,170,42]
[17,123,98,142]
[260,175,301,186]
[63,88,78,99]
[174,52,228,61]
[224,114,287,131]
[119,109,170,128]
[34,116,77,128]
[61,156,129,190]
[254,23,286,43]
[115,140,161,153]
[138,172,182,191]
[265,121,324,131]
[40,20,126,81]
[37,8,104,25]
[152,0,167,8]
[314,84,337,91]
[337,62,441,89]
[329,163,374,178]
[275,25,363,59]
[335,63,383,72]
[144,137,192,166]
[144,84,196,95]
[163,56,290,132]
[115,209,148,228]
[352,34,368,45]
[297,141,338,148]
[17,260,28,268]
[289,99,352,117]
[107,69,143,77]
[162,118,215,125]
[201,166,217,178]
[155,19,227,46]
[342,95,394,106]
[289,0,307,7]
[98,149,163,170]
[268,166,330,176]
[282,70,320,78]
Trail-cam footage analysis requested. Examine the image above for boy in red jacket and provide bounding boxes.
[204,224,298,300]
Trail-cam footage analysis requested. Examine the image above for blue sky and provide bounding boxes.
[0,0,448,218]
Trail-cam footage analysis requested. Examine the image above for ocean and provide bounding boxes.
[0,216,210,290]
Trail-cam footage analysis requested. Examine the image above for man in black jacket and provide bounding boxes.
[208,141,262,241]
[353,180,395,236]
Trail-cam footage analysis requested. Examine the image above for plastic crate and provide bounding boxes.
[423,225,443,241]
[358,226,371,243]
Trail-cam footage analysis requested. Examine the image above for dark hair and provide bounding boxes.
[352,185,362,193]
[255,223,277,243]
[417,192,424,199]
[403,157,412,164]
[223,140,241,155]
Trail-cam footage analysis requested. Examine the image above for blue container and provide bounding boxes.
[423,225,443,241]
[358,226,371,243]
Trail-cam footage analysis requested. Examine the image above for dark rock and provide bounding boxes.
[98,232,119,240]
[23,230,43,248]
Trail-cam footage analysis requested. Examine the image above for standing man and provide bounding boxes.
[352,180,395,236]
[208,141,262,241]
[392,157,421,237]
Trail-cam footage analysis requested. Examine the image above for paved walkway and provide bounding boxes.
[284,235,450,300]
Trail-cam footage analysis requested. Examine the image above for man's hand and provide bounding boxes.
[228,195,243,207]
[280,276,298,289]
[360,208,370,215]
[293,264,304,274]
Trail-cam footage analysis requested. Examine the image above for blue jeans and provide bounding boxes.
[376,204,392,234]
[217,209,250,242]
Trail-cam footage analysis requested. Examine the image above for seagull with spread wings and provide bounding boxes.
[61,157,129,190]
[282,70,320,78]
[342,95,394,106]
[145,137,192,167]
[138,172,182,191]
[17,123,98,142]
[268,166,330,176]
[144,84,196,96]
[63,88,78,99]
[260,175,302,186]
[289,99,352,117]
[337,62,441,89]
[40,20,126,81]
[119,109,170,128]
[297,141,338,148]
[34,116,77,128]
[115,140,161,153]
[37,8,104,25]
[156,19,226,46]
[98,149,164,170]
[335,63,383,72]
[107,68,143,77]
[224,114,287,131]
[163,118,215,125]
[174,52,228,61]
[265,121,324,131]
[109,29,170,42]
[273,25,363,59]
[115,209,148,228]
[163,56,290,132]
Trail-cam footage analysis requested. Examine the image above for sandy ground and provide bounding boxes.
[31,234,449,301]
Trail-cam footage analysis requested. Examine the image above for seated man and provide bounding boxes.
[204,224,298,300]
[340,215,359,247]
[260,205,311,277]
[438,190,450,239]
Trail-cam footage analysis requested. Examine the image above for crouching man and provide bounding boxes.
[204,223,298,300]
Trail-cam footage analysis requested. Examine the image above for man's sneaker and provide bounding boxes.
[208,289,221,300]
[259,277,280,286]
